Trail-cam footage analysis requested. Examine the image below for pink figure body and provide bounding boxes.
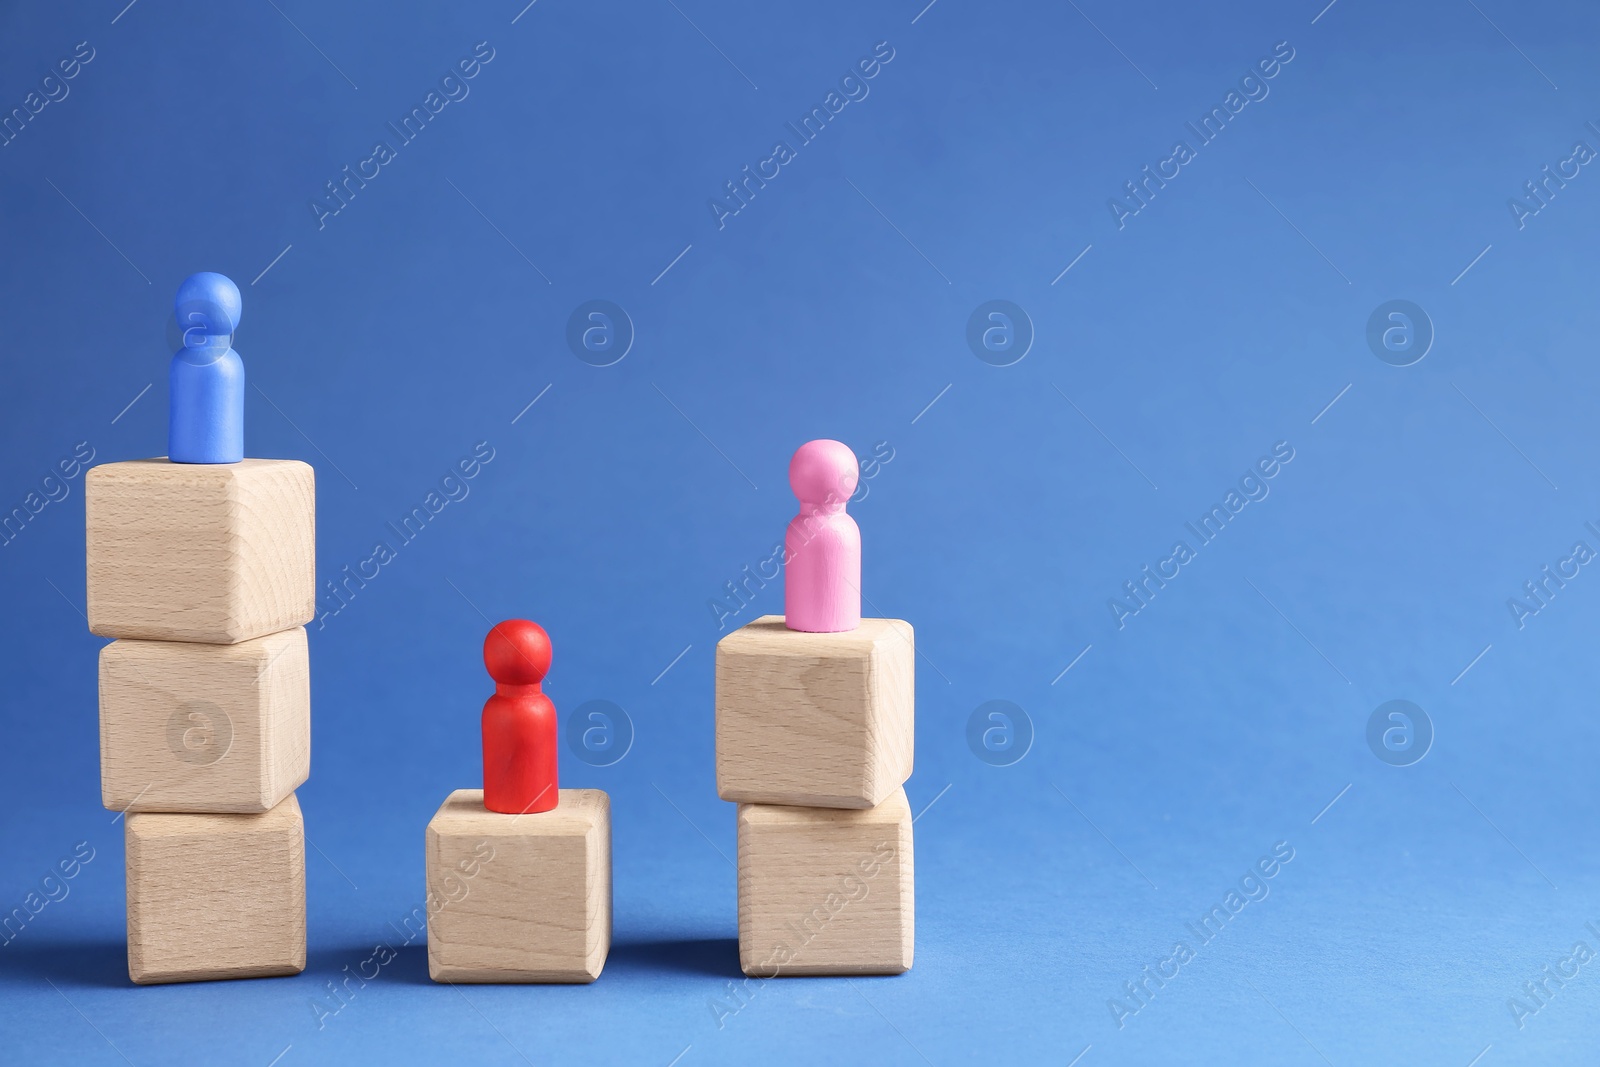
[784,439,861,633]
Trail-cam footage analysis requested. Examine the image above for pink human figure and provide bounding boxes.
[784,439,861,633]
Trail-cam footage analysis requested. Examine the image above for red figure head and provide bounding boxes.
[481,619,558,815]
[484,619,552,688]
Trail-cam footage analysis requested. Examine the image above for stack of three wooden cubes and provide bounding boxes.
[87,458,316,984]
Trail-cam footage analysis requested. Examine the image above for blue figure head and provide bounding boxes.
[169,272,245,464]
[174,272,241,348]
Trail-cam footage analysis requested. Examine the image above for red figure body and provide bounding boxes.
[481,619,559,815]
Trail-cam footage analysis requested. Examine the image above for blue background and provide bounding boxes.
[2,0,1598,1063]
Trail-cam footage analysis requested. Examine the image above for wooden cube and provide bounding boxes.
[737,786,914,976]
[99,627,310,814]
[125,793,305,984]
[86,459,315,644]
[716,615,914,808]
[425,788,611,983]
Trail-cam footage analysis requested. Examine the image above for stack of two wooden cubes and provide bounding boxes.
[716,614,916,977]
[86,458,316,984]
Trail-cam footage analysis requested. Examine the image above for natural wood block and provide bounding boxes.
[737,787,914,976]
[125,793,305,984]
[716,615,914,808]
[426,788,611,983]
[86,458,315,644]
[100,627,310,814]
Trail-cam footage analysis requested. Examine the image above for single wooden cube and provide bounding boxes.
[99,627,310,814]
[425,788,611,983]
[86,458,315,644]
[125,793,306,984]
[716,615,914,808]
[737,786,914,976]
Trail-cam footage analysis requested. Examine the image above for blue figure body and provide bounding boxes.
[168,272,244,464]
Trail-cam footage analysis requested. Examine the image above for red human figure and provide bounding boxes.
[481,619,559,815]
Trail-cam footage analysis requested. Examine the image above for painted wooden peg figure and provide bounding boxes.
[784,439,861,633]
[168,271,244,464]
[481,619,559,814]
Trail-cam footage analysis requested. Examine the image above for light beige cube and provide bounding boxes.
[737,786,914,976]
[99,627,310,814]
[86,458,315,644]
[125,793,306,984]
[425,789,611,983]
[716,615,914,808]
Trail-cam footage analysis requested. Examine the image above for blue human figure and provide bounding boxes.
[169,272,244,464]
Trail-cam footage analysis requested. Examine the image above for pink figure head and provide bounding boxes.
[789,439,859,512]
[784,439,861,632]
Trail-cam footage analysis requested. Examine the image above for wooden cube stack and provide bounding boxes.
[86,458,316,984]
[716,615,916,976]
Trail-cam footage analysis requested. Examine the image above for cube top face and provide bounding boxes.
[125,793,306,984]
[86,458,315,644]
[716,615,914,809]
[427,788,607,838]
[426,788,611,983]
[737,787,914,977]
[100,628,310,814]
